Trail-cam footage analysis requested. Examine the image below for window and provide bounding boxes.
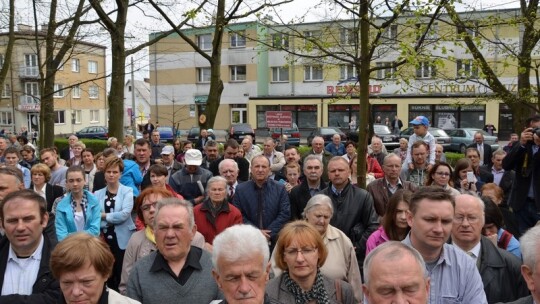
[271,33,289,49]
[376,62,396,79]
[54,110,65,124]
[340,65,356,80]
[73,110,82,124]
[416,61,436,79]
[24,54,38,76]
[197,34,212,50]
[383,25,398,40]
[457,21,479,39]
[88,85,99,99]
[72,58,80,72]
[457,59,478,78]
[0,111,12,124]
[272,67,289,82]
[340,28,355,45]
[197,67,211,83]
[230,65,246,82]
[88,60,98,74]
[416,23,438,40]
[72,85,81,98]
[90,110,99,122]
[53,84,64,97]
[304,30,321,46]
[1,84,10,98]
[304,65,323,81]
[24,82,39,103]
[230,31,246,48]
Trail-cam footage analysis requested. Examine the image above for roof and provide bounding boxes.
[126,79,151,103]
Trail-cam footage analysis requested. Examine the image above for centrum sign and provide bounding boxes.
[266,111,292,128]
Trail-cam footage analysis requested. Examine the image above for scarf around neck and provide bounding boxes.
[284,269,329,304]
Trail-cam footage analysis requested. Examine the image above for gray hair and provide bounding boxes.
[153,198,195,229]
[206,176,227,191]
[383,152,401,165]
[520,225,540,270]
[218,158,239,173]
[303,155,323,170]
[455,194,485,223]
[302,194,334,219]
[363,241,428,285]
[212,224,270,273]
[205,140,218,148]
[492,148,506,158]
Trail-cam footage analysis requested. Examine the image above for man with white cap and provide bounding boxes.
[170,149,213,205]
[160,145,183,183]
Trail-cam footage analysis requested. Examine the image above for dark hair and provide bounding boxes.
[1,189,47,221]
[345,140,356,149]
[81,148,94,156]
[224,139,239,150]
[452,158,472,186]
[122,153,136,161]
[148,164,168,177]
[409,186,454,215]
[526,115,540,127]
[21,144,35,154]
[65,166,86,180]
[482,196,504,230]
[102,148,117,158]
[382,190,412,241]
[3,146,20,158]
[16,136,28,145]
[426,162,454,187]
[134,138,151,149]
[465,147,480,158]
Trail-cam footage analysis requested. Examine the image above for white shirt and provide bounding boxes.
[33,184,47,201]
[2,235,44,295]
[453,240,481,262]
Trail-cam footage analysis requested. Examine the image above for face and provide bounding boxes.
[458,166,473,181]
[224,147,239,159]
[435,145,444,161]
[303,159,323,183]
[305,205,332,234]
[286,167,300,184]
[383,156,402,180]
[466,151,480,168]
[263,141,275,155]
[332,134,341,145]
[96,157,105,171]
[155,205,196,262]
[395,201,410,230]
[40,151,57,168]
[201,130,208,138]
[236,149,245,158]
[152,132,160,143]
[161,153,174,166]
[282,239,319,282]
[285,148,300,163]
[327,159,350,189]
[510,134,519,142]
[105,165,121,185]
[371,139,383,153]
[311,137,324,154]
[205,146,219,161]
[4,153,19,166]
[412,146,427,166]
[213,254,270,304]
[407,199,454,254]
[474,133,483,144]
[413,125,427,136]
[183,143,193,151]
[58,261,108,304]
[208,181,227,202]
[73,146,83,157]
[186,165,198,174]
[351,157,358,174]
[242,139,251,151]
[220,161,239,185]
[2,198,48,256]
[141,193,163,228]
[125,136,133,145]
[173,140,181,150]
[0,174,24,201]
[68,136,78,147]
[150,172,167,188]
[251,158,270,184]
[135,144,151,164]
[451,195,484,249]
[0,138,6,150]
[521,251,540,301]
[482,223,498,237]
[492,154,504,170]
[363,252,429,304]
[66,171,85,196]
[32,172,46,187]
[82,151,94,165]
[432,165,451,187]
[399,140,408,150]
[21,150,34,162]
[345,144,355,155]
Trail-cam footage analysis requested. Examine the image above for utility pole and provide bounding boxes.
[131,57,136,133]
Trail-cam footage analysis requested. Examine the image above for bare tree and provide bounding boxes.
[0,0,15,99]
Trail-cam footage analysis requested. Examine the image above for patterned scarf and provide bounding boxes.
[284,269,329,304]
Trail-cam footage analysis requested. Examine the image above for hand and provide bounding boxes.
[520,128,534,145]
[154,158,163,165]
[486,234,497,246]
[426,164,433,173]
[284,183,293,192]
[261,229,271,240]
[408,163,414,170]
[194,196,204,204]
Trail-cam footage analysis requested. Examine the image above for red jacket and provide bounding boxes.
[194,199,243,244]
[367,156,384,179]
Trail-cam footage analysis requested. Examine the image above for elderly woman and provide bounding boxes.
[393,137,408,163]
[51,233,140,304]
[193,176,242,247]
[31,163,64,213]
[148,164,182,198]
[341,140,356,163]
[366,189,412,254]
[268,220,355,303]
[107,136,118,148]
[94,156,135,291]
[66,141,85,167]
[425,162,460,196]
[119,186,206,294]
[272,194,362,303]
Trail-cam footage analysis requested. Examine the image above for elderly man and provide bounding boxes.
[450,194,528,303]
[368,153,417,217]
[212,224,271,304]
[305,136,333,182]
[7,134,21,151]
[210,139,250,182]
[150,130,165,160]
[160,145,183,183]
[202,140,220,170]
[289,155,327,220]
[170,149,213,205]
[325,133,345,156]
[233,155,290,249]
[512,225,540,304]
[319,156,379,265]
[219,159,239,200]
[257,138,285,179]
[435,144,447,163]
[404,186,487,303]
[363,241,429,304]
[40,147,67,189]
[60,134,77,162]
[400,141,429,188]
[0,190,60,302]
[468,131,493,166]
[369,136,387,167]
[241,135,261,163]
[127,198,221,303]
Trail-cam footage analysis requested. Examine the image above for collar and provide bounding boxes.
[324,225,340,241]
[34,183,47,193]
[453,240,481,259]
[403,233,450,266]
[8,234,44,262]
[385,178,403,187]
[201,198,231,213]
[491,167,504,174]
[150,246,202,274]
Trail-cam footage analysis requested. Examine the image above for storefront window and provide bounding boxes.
[373,105,397,126]
[297,105,317,128]
[459,105,485,129]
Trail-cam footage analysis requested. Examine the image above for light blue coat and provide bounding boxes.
[55,190,101,241]
[94,184,135,249]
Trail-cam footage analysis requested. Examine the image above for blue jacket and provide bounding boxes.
[325,142,345,156]
[94,184,136,250]
[121,159,143,197]
[233,179,290,245]
[55,190,101,241]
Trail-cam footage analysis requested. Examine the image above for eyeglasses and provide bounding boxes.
[454,215,480,224]
[435,172,451,177]
[284,247,317,257]
[141,202,157,212]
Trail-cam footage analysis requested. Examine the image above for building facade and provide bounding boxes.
[123,79,152,130]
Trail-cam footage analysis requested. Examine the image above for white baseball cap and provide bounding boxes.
[184,149,203,166]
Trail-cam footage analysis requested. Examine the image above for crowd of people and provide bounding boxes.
[0,113,539,304]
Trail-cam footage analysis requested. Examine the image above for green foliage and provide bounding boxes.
[299,145,312,157]
[445,152,464,167]
[54,138,109,153]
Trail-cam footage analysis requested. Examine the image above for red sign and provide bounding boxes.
[266,111,292,128]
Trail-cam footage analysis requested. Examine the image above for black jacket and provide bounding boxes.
[0,234,60,303]
[468,142,494,167]
[59,147,71,162]
[289,180,327,220]
[209,156,250,182]
[502,142,540,211]
[45,184,64,213]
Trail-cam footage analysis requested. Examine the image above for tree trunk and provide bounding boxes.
[108,37,127,139]
[356,0,370,189]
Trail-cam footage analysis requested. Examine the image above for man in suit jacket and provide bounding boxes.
[289,155,327,220]
[143,118,156,133]
[483,149,514,195]
[468,131,493,167]
[502,115,540,235]
[60,134,78,162]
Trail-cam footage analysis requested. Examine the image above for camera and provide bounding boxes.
[531,128,540,137]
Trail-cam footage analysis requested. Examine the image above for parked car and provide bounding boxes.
[443,128,499,153]
[307,127,347,146]
[186,127,200,143]
[226,123,256,143]
[269,123,300,146]
[157,126,174,143]
[400,127,452,151]
[347,125,400,148]
[75,126,108,140]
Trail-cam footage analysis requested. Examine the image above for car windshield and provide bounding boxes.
[157,127,172,132]
[466,129,487,136]
[430,129,448,137]
[320,128,339,135]
[374,125,391,134]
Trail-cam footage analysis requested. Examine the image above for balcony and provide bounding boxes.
[19,66,39,79]
[18,95,40,112]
